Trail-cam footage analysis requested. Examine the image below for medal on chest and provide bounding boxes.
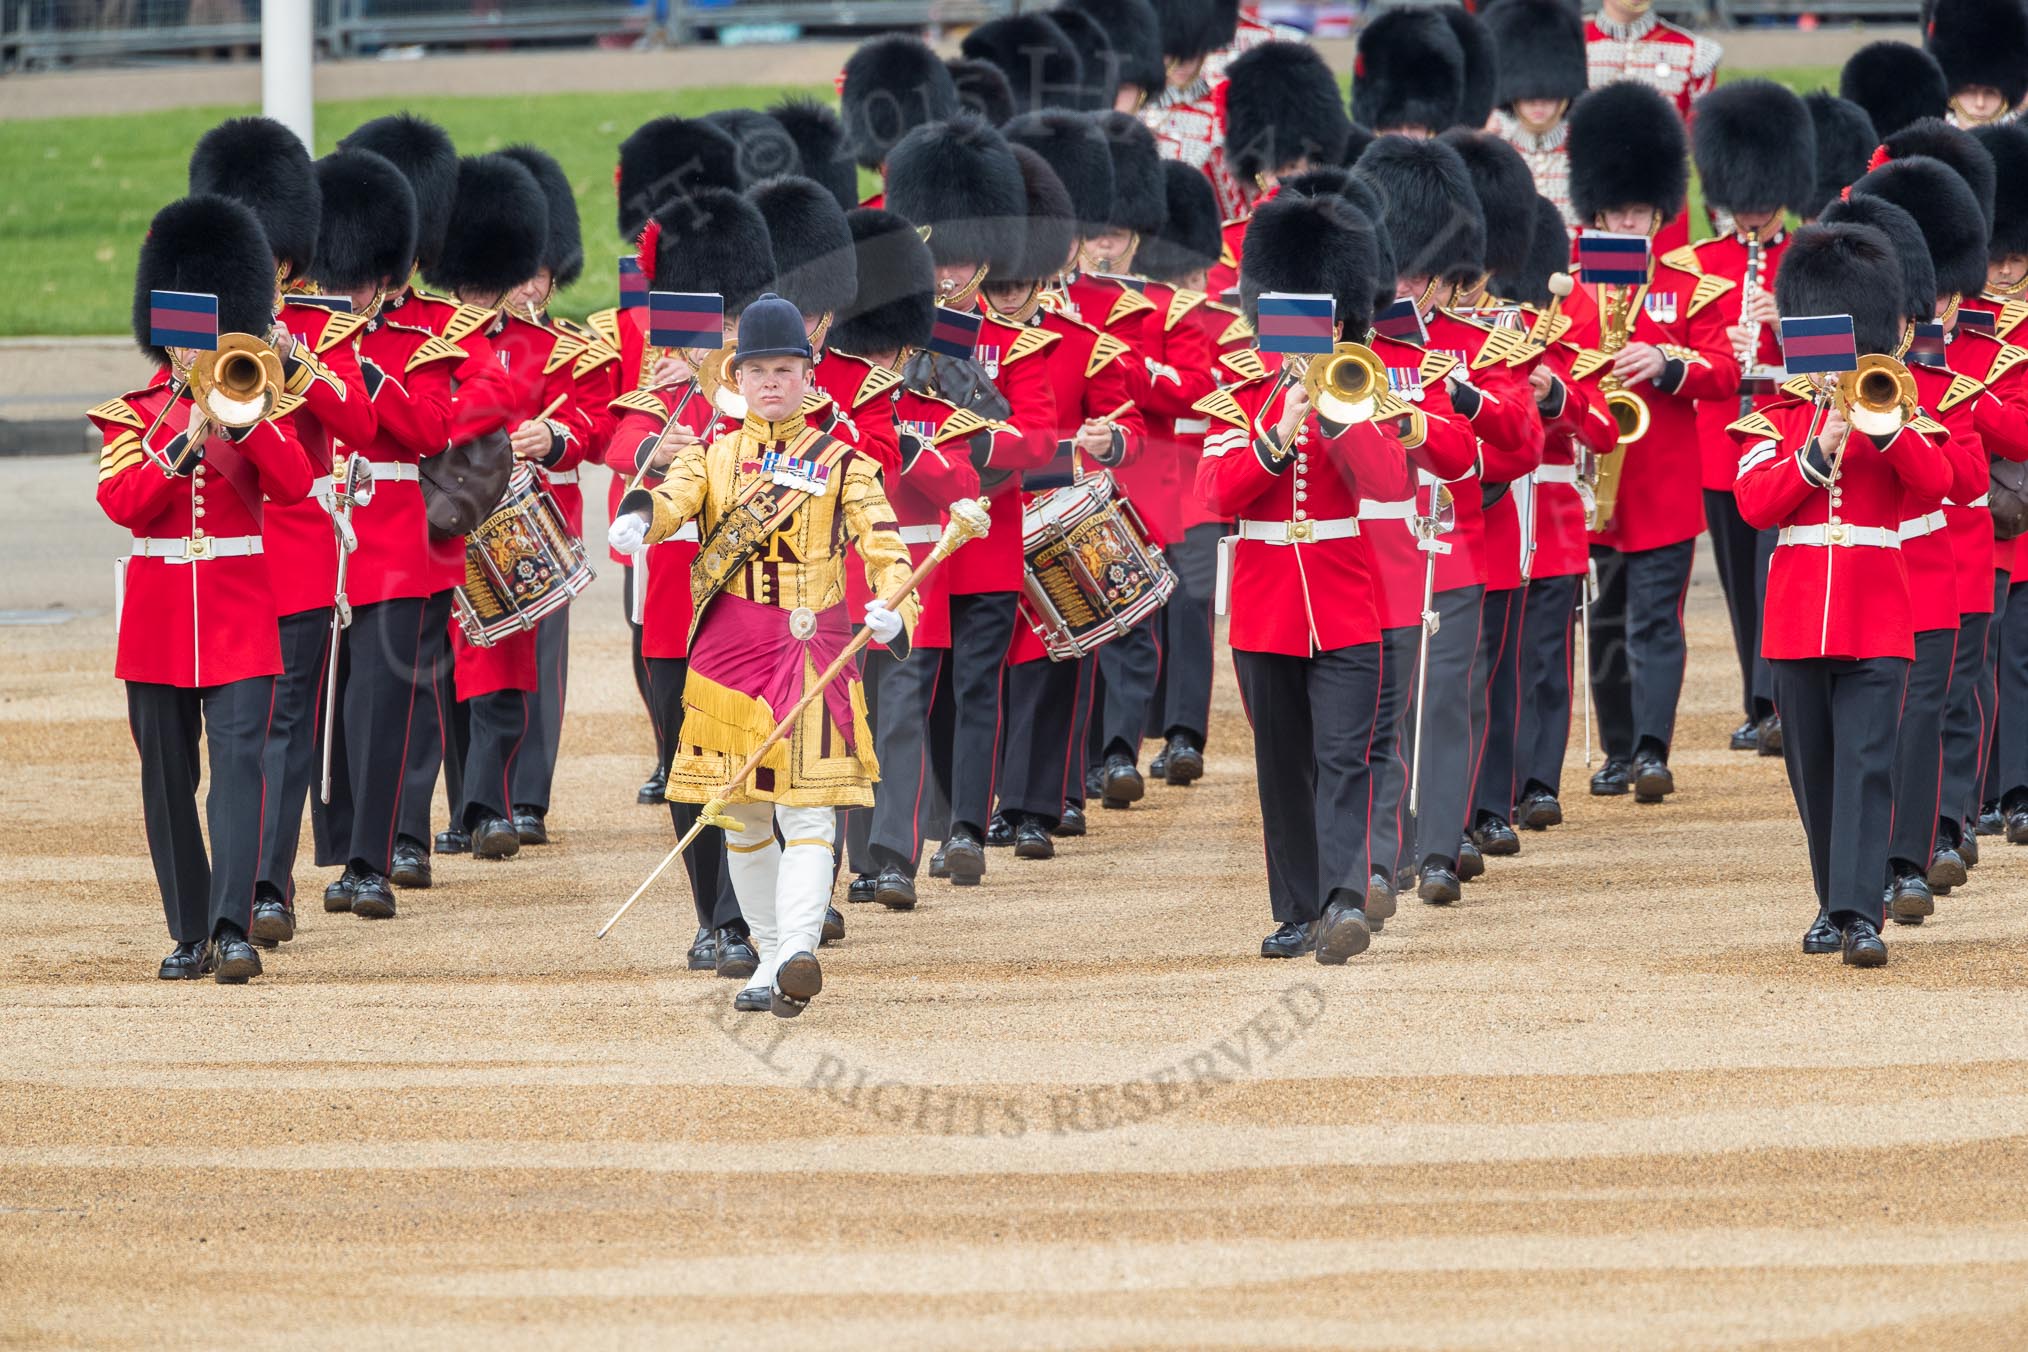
[747,449,832,493]
[1642,291,1678,326]
[1385,365,1426,402]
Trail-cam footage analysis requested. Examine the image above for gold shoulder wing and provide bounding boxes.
[611,389,669,419]
[1780,374,1817,400]
[1472,328,1529,370]
[2000,300,2028,339]
[1985,343,2028,385]
[406,334,467,373]
[86,396,144,430]
[1191,387,1250,431]
[1726,409,1780,440]
[1910,413,1949,437]
[1217,311,1253,347]
[1419,349,1458,384]
[1219,348,1268,382]
[1661,244,1704,275]
[1938,371,1989,412]
[1005,326,1060,364]
[1165,288,1207,332]
[269,390,306,421]
[314,310,369,353]
[1569,349,1611,381]
[855,365,902,405]
[572,340,620,379]
[1086,332,1129,379]
[1687,273,1737,318]
[443,303,495,346]
[586,307,622,350]
[543,335,586,376]
[1108,288,1158,326]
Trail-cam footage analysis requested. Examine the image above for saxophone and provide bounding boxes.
[1589,283,1649,531]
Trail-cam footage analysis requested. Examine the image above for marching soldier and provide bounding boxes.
[1803,93,1882,224]
[1485,0,1590,232]
[1062,0,1164,113]
[1839,42,1949,142]
[96,196,314,982]
[959,11,1082,116]
[949,56,1017,127]
[770,97,860,210]
[1352,7,1466,138]
[1583,0,1720,256]
[839,34,961,206]
[1138,0,1245,218]
[1927,0,2028,129]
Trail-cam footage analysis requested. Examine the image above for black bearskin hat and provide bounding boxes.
[1775,223,1913,356]
[1972,120,2028,256]
[1046,7,1119,110]
[1239,191,1381,338]
[748,175,858,316]
[1851,153,1992,297]
[948,56,1017,127]
[841,35,960,171]
[311,149,419,293]
[1485,0,1587,108]
[1097,110,1169,236]
[338,112,456,271]
[133,195,275,364]
[960,13,1084,116]
[1926,0,2028,108]
[1493,194,1573,306]
[615,116,743,241]
[1226,40,1353,181]
[769,98,859,211]
[1354,133,1486,283]
[1341,123,1377,168]
[1839,42,1949,139]
[1820,192,1937,326]
[1005,144,1080,284]
[1802,92,1879,220]
[1154,0,1236,61]
[1880,117,1998,227]
[1438,129,1537,277]
[1062,0,1165,95]
[188,116,321,282]
[1281,164,1357,200]
[424,154,548,299]
[641,187,776,316]
[703,108,805,184]
[1439,4,1500,131]
[1137,159,1224,281]
[1004,110,1118,235]
[1692,79,1816,216]
[833,207,937,356]
[499,144,583,290]
[1352,8,1465,134]
[1567,81,1688,221]
[884,116,1028,275]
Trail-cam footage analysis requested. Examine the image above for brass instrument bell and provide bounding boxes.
[695,343,746,420]
[1835,353,1918,437]
[189,332,286,430]
[1300,341,1386,425]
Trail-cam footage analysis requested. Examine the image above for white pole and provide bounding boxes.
[262,0,315,151]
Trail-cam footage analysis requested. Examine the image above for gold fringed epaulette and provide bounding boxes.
[934,407,1010,445]
[543,335,586,376]
[1419,349,1458,385]
[1166,288,1207,332]
[270,390,306,421]
[1911,413,1949,437]
[855,365,902,405]
[1219,348,1268,382]
[1217,310,1253,347]
[1780,374,1817,400]
[86,396,144,431]
[1472,327,1532,370]
[1726,409,1780,440]
[97,430,143,482]
[1937,371,1988,413]
[1192,387,1249,431]
[1087,332,1129,379]
[610,389,668,419]
[586,307,622,350]
[314,310,369,353]
[1569,349,1611,381]
[1687,273,1736,318]
[442,303,494,346]
[407,334,467,373]
[1005,326,1059,364]
[573,340,620,379]
[1661,244,1704,275]
[1108,287,1157,326]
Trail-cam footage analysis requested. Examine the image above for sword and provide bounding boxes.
[318,453,374,805]
[1580,556,1596,769]
[1406,480,1455,821]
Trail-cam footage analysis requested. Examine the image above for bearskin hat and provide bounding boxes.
[1352,8,1465,134]
[1281,164,1356,200]
[1820,193,1937,326]
[884,116,1028,275]
[132,195,276,364]
[1097,110,1169,236]
[187,116,321,282]
[1839,42,1949,139]
[1354,133,1486,283]
[1438,129,1537,276]
[841,35,960,170]
[1046,7,1118,110]
[311,149,419,293]
[1226,40,1353,182]
[1880,117,1998,227]
[1493,194,1573,307]
[338,113,456,271]
[1341,123,1376,168]
[1278,165,1396,302]
[615,116,743,241]
[1136,159,1224,282]
[1692,80,1816,216]
[748,175,858,316]
[703,108,805,184]
[769,97,859,211]
[1567,81,1688,221]
[1239,192,1381,338]
[832,207,937,355]
[499,144,583,290]
[1802,92,1879,220]
[424,154,548,298]
[960,13,1085,116]
[1775,223,1913,356]
[1926,0,2028,108]
[1851,153,1992,296]
[1153,0,1236,61]
[948,56,1017,127]
[1439,5,1500,131]
[1004,145,1080,284]
[1004,110,1117,235]
[1485,0,1587,108]
[1972,121,2028,256]
[641,187,777,316]
[1061,0,1165,95]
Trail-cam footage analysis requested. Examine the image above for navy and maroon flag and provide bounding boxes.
[1908,321,1948,367]
[1958,307,1996,336]
[1778,314,1859,375]
[1373,297,1428,346]
[1576,231,1651,287]
[649,291,723,350]
[289,294,353,314]
[927,305,983,360]
[149,290,218,350]
[1255,293,1336,355]
[619,257,649,312]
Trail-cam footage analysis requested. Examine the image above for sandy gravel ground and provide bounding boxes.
[4,453,2028,1349]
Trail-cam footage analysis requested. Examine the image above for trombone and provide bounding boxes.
[133,331,287,475]
[1263,342,1391,448]
[1799,352,1919,458]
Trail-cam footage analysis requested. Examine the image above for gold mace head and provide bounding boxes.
[936,497,993,556]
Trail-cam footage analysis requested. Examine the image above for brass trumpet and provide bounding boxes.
[1835,353,1918,437]
[1299,341,1386,425]
[189,332,286,437]
[695,343,745,421]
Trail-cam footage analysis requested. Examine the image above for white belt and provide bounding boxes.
[368,462,418,482]
[1534,464,1579,485]
[897,523,943,545]
[1778,523,1900,549]
[1357,499,1415,521]
[545,468,580,485]
[1238,516,1359,543]
[1899,510,1947,541]
[1947,493,1990,509]
[309,474,335,497]
[669,521,699,543]
[132,535,264,562]
[1175,417,1210,435]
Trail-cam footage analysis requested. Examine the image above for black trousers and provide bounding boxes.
[255,606,330,903]
[128,676,275,943]
[1938,609,1992,841]
[934,590,1017,836]
[645,656,740,930]
[1976,570,2010,812]
[312,595,425,876]
[1095,611,1161,761]
[1703,488,1774,722]
[1994,579,2028,807]
[997,655,1080,825]
[1769,655,1907,926]
[509,607,569,816]
[460,689,527,828]
[1409,584,1484,868]
[1367,624,1420,883]
[1234,642,1381,926]
[844,645,945,876]
[1470,585,1527,826]
[1516,573,1581,798]
[1888,627,1956,875]
[1151,522,1223,746]
[1588,538,1695,761]
[398,588,456,850]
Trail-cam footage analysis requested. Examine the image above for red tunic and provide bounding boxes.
[1889,366,1984,634]
[1134,284,1219,547]
[1956,295,2028,575]
[264,302,375,618]
[1426,310,1549,592]
[1528,328,1620,581]
[602,386,737,660]
[945,307,1060,596]
[848,385,986,651]
[1584,13,1720,257]
[1356,336,1487,625]
[1674,232,1792,493]
[343,318,458,607]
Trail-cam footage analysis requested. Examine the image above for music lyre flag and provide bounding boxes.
[1255,293,1336,355]
[1576,231,1651,287]
[619,257,648,312]
[289,295,353,313]
[649,291,723,350]
[1908,321,1947,368]
[1778,314,1859,375]
[927,305,983,360]
[1957,307,1996,336]
[149,290,218,351]
[1372,297,1428,346]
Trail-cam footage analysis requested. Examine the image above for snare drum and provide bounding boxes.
[1019,472,1176,661]
[453,464,596,647]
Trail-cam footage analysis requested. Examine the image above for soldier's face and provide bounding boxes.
[1991,254,2028,290]
[1954,86,2008,123]
[1114,84,1145,114]
[1514,99,1567,133]
[507,269,554,314]
[1599,206,1660,237]
[936,262,986,305]
[1165,55,1204,89]
[1733,211,1782,239]
[738,355,812,421]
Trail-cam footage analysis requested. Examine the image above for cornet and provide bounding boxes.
[1835,353,1918,437]
[187,332,286,444]
[1300,341,1387,426]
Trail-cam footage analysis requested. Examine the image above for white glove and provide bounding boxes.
[863,599,903,644]
[607,511,649,556]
